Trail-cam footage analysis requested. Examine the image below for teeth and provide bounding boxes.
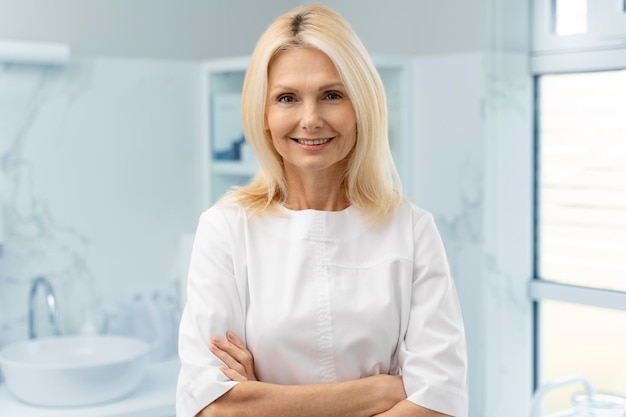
[297,138,331,145]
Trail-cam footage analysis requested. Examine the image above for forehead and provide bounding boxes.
[267,48,341,84]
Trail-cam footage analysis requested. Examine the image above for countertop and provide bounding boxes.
[0,357,179,417]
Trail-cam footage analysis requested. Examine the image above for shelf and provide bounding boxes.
[212,160,258,176]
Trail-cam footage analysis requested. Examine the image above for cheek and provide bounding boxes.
[266,111,288,137]
[343,119,358,153]
[267,124,288,158]
[335,106,357,132]
[337,112,357,142]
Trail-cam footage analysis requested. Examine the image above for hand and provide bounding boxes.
[210,330,258,382]
[372,374,406,408]
[372,399,452,417]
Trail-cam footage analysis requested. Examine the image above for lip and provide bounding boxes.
[291,137,335,150]
[290,136,335,146]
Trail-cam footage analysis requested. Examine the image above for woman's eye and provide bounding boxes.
[277,95,295,103]
[325,92,342,100]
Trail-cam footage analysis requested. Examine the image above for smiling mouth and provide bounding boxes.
[292,137,334,145]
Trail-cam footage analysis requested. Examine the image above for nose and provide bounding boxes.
[300,101,322,130]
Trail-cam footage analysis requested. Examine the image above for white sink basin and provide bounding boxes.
[0,335,150,407]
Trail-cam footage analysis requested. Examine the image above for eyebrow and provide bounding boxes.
[268,82,346,92]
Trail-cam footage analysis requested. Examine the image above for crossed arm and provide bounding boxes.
[196,331,451,417]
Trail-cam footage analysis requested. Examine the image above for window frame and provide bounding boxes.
[485,1,626,416]
[530,0,626,399]
[532,0,626,73]
[533,0,626,53]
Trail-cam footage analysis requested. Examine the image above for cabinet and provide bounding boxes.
[201,56,413,207]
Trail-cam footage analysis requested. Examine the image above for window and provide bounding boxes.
[554,0,587,35]
[534,69,626,413]
[538,70,626,293]
[539,301,626,411]
[532,1,626,414]
[533,0,626,73]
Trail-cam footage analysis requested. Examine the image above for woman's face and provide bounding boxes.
[265,48,357,182]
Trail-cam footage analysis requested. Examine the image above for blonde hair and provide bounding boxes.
[230,3,402,221]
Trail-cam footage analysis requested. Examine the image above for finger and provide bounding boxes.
[211,334,257,382]
[226,330,246,349]
[212,336,253,368]
[225,332,257,381]
[220,366,248,382]
[209,343,245,374]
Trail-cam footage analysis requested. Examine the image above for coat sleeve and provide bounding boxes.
[176,206,246,417]
[399,212,469,417]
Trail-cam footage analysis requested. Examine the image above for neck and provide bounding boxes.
[285,194,349,211]
[284,172,348,212]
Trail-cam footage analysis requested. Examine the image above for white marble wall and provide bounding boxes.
[407,53,486,417]
[0,58,203,345]
[409,51,535,417]
[410,52,535,417]
[482,53,535,417]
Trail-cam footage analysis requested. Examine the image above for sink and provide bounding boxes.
[0,335,150,407]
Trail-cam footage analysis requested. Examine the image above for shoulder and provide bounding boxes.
[365,199,437,242]
[195,197,251,241]
[200,196,247,222]
[391,198,434,228]
[198,196,283,236]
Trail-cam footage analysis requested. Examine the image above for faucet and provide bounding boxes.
[531,375,595,417]
[28,276,61,339]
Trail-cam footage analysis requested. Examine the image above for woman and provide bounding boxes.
[177,4,468,417]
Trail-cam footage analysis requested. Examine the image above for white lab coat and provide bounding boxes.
[177,198,468,417]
